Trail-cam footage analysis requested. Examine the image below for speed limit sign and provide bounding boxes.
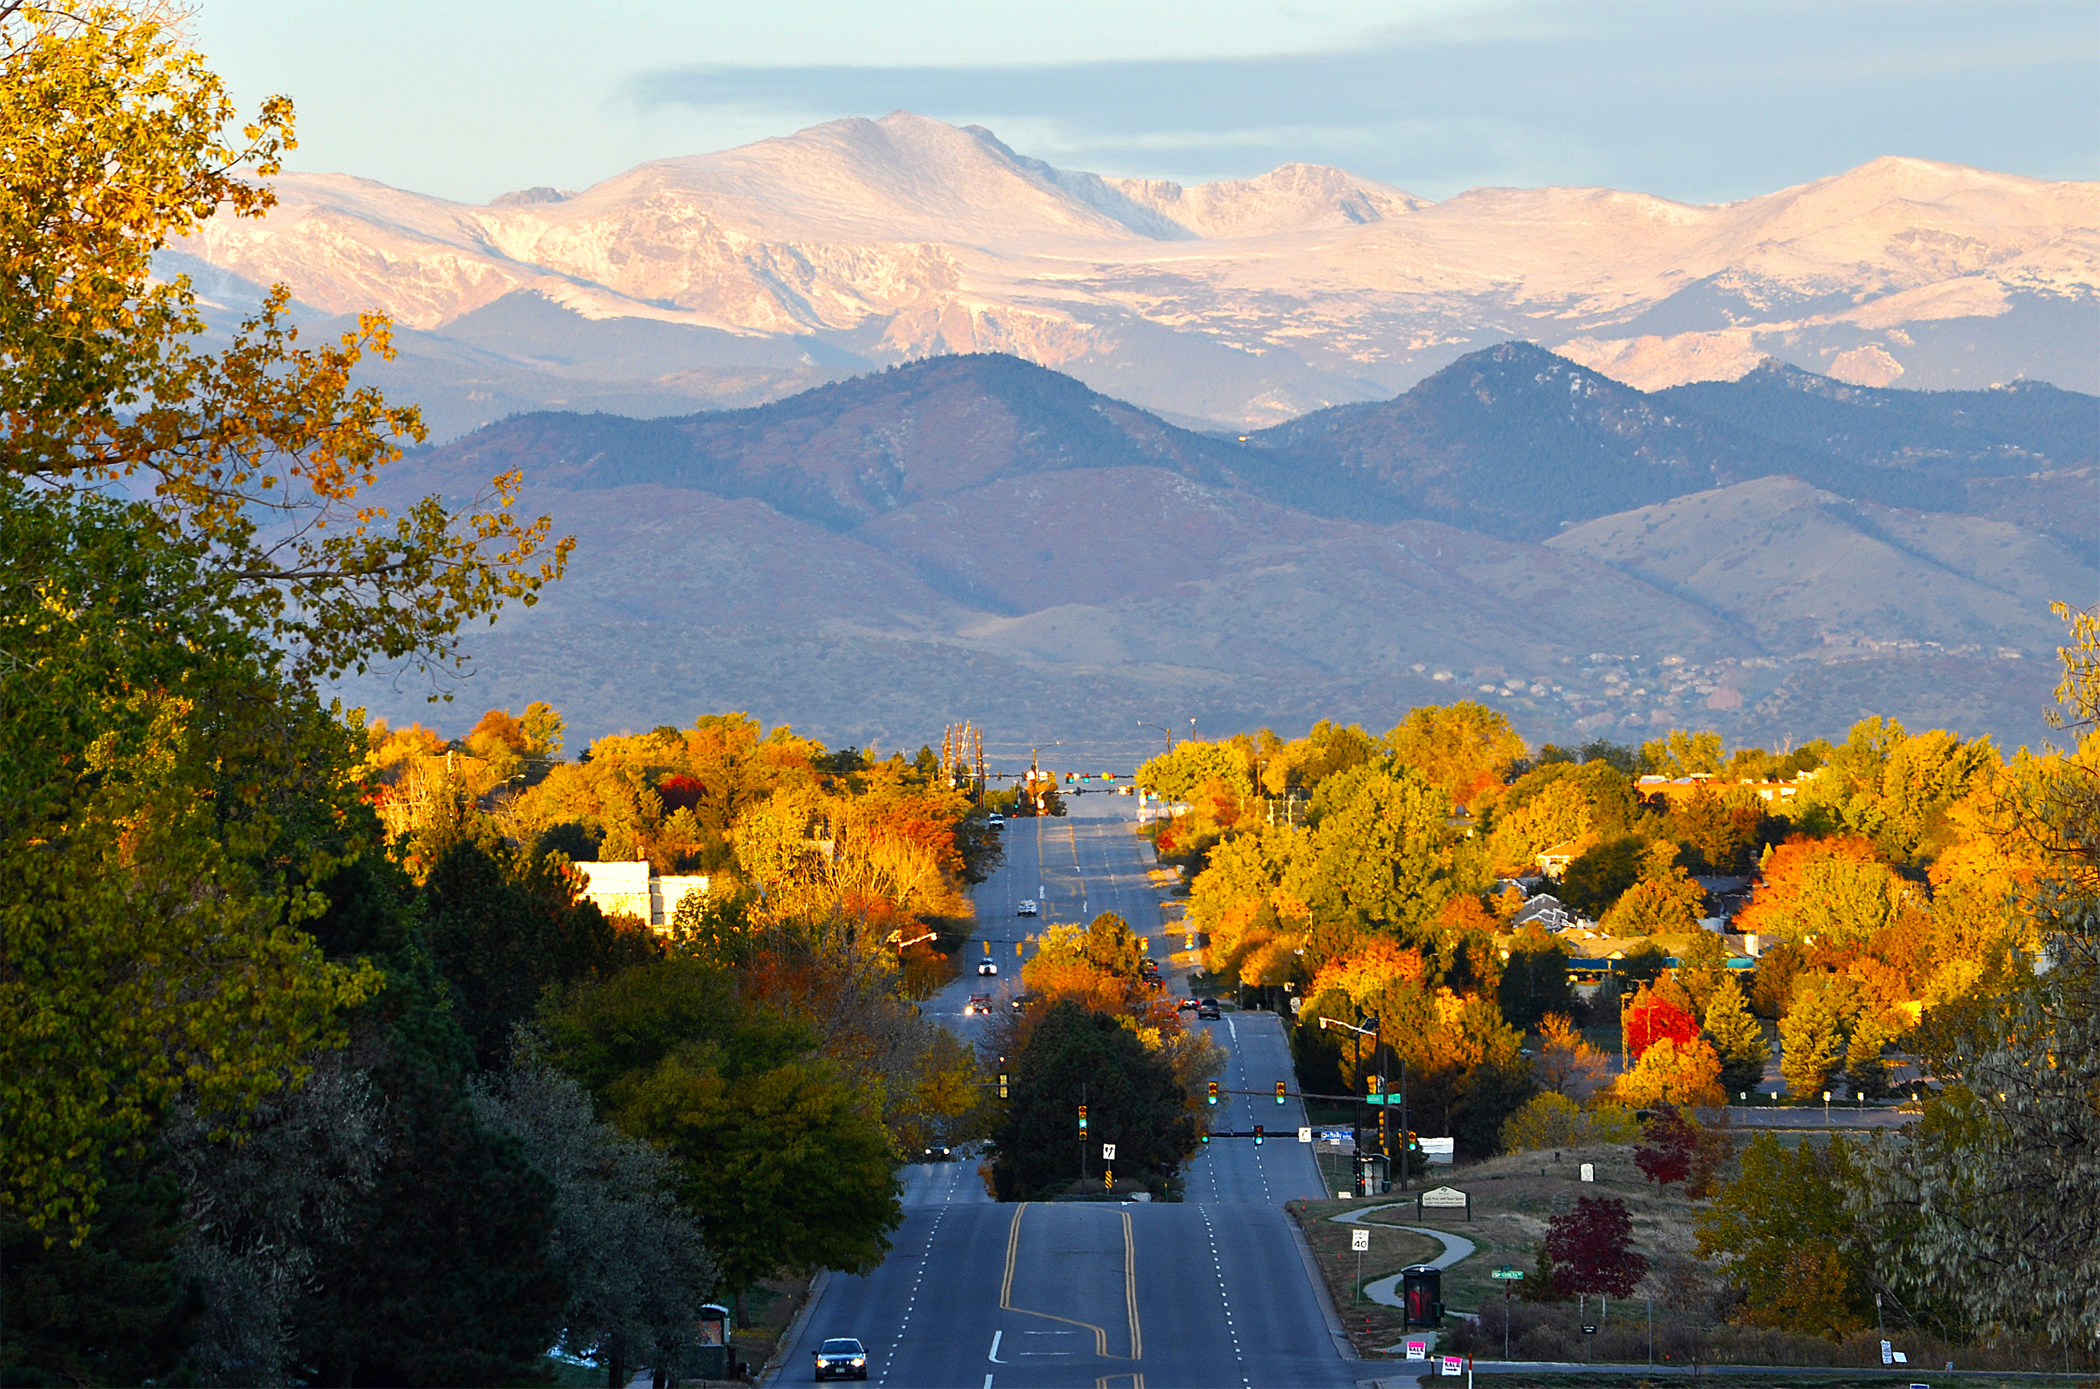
[1351,1228,1369,1251]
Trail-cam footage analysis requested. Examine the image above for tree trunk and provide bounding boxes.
[735,1283,750,1328]
[607,1345,626,1389]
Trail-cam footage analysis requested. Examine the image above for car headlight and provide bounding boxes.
[852,1357,866,1365]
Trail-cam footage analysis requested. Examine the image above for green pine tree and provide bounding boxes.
[1701,974,1771,1098]
[1779,978,1852,1097]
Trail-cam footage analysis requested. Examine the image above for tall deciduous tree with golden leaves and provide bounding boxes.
[0,1,567,1242]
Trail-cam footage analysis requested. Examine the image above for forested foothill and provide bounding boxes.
[1142,629,2099,1363]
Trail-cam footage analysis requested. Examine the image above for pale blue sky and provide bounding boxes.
[194,0,2099,206]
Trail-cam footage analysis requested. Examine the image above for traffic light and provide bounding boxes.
[1407,1131,1420,1153]
[1200,1132,1210,1145]
[1275,1081,1287,1105]
[1206,1082,1219,1106]
[997,1072,1009,1099]
[1078,1104,1088,1133]
[1253,1124,1264,1146]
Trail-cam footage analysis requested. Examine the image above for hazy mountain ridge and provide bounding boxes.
[412,345,2075,539]
[356,347,2096,754]
[176,113,2100,436]
[1657,361,2099,472]
[1243,343,1971,538]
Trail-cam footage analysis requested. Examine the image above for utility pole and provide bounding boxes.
[1397,1050,1408,1191]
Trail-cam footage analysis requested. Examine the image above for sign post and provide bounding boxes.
[1491,1267,1524,1359]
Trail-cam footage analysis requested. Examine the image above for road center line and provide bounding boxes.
[998,1202,1136,1359]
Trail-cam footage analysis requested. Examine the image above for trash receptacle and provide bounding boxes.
[1400,1265,1443,1329]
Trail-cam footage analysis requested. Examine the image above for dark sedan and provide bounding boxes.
[814,1336,868,1380]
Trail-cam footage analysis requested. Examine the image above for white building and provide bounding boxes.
[572,861,708,931]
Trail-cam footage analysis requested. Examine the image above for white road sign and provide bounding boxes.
[1351,1228,1369,1251]
[1298,1126,1313,1143]
[1102,1143,1116,1160]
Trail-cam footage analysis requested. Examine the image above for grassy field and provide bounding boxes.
[1290,1197,1444,1358]
[1295,1139,1710,1317]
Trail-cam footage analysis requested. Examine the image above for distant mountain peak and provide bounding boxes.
[181,114,2098,435]
[490,186,571,207]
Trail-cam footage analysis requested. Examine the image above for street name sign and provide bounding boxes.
[1491,1268,1524,1280]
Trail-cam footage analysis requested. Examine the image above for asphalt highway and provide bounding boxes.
[779,794,1372,1389]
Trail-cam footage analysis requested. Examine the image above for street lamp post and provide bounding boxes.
[1321,1014,1382,1193]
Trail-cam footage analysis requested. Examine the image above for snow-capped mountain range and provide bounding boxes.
[172,110,2100,435]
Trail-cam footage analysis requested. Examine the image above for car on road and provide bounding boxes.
[813,1337,868,1380]
[1176,996,1200,1011]
[1196,998,1221,1020]
[921,1145,952,1162]
[1016,899,1038,916]
[987,814,1005,829]
[964,993,994,1016]
[1009,992,1039,1011]
[977,959,999,976]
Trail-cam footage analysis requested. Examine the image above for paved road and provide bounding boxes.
[779,794,1366,1388]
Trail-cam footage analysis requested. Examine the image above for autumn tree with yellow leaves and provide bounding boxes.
[1,0,567,1250]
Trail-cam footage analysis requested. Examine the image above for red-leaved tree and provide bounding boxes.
[1544,1195,1649,1297]
[1634,1103,1697,1186]
[657,773,706,812]
[1623,984,1699,1060]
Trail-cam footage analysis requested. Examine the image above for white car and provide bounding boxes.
[987,815,1006,829]
[977,960,998,976]
[1017,900,1038,916]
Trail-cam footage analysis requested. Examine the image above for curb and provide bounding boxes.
[753,1269,831,1388]
[1287,1203,1365,1364]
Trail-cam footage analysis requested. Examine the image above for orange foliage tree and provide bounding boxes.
[1622,982,1700,1060]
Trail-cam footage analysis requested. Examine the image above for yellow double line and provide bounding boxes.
[999,1202,1144,1369]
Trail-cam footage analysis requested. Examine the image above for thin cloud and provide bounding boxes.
[621,1,2099,201]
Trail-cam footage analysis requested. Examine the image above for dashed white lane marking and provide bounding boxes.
[877,1167,957,1386]
[1199,1205,1253,1388]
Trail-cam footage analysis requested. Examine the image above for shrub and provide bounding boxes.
[1499,1093,1640,1151]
